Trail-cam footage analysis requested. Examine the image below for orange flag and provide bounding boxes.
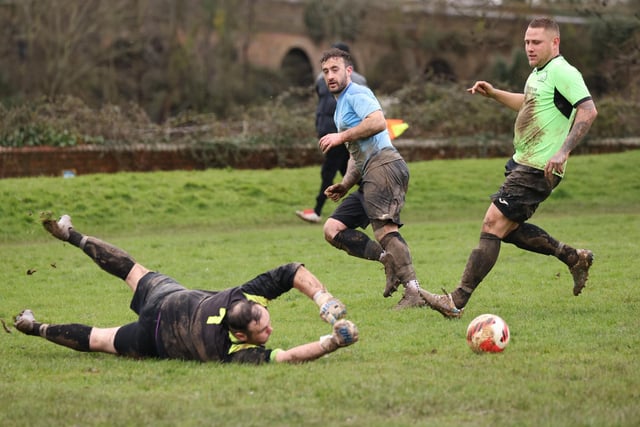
[386,119,409,140]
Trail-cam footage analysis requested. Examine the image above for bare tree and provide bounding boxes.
[2,1,136,99]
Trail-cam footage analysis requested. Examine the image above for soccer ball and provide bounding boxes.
[466,314,510,353]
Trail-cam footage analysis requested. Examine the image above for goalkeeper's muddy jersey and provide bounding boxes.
[513,55,592,176]
[155,263,300,363]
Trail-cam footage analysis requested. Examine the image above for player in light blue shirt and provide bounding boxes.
[317,47,429,309]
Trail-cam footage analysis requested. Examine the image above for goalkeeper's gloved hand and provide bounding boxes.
[319,319,359,353]
[319,298,347,325]
[314,291,347,325]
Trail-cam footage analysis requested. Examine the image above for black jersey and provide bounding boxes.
[154,263,301,363]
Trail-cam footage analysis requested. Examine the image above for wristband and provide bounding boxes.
[313,290,333,307]
[319,334,337,352]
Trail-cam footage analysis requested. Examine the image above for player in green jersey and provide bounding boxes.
[421,17,598,318]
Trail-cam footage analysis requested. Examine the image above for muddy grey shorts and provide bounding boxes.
[362,158,408,224]
[330,158,408,229]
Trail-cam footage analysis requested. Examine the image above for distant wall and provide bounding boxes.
[2,139,638,178]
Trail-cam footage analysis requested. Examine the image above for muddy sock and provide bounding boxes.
[67,229,84,247]
[503,223,576,266]
[20,321,43,336]
[380,232,417,283]
[40,323,92,352]
[331,229,384,260]
[68,232,136,280]
[451,232,501,308]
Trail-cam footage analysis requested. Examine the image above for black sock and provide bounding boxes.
[331,229,383,260]
[42,324,92,352]
[503,223,576,266]
[22,321,43,336]
[68,231,136,280]
[68,229,84,247]
[452,232,501,308]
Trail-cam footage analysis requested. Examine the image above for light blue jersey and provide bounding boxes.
[334,82,394,173]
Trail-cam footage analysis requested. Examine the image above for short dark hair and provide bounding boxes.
[528,17,560,37]
[226,300,263,334]
[320,47,354,67]
[331,42,350,53]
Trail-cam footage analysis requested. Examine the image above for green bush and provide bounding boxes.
[0,95,160,147]
[588,97,640,138]
[386,80,516,139]
[0,101,78,147]
[1,82,637,148]
[1,123,77,148]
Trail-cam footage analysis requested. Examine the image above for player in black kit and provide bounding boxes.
[14,213,358,364]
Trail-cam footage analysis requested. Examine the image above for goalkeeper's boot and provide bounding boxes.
[570,249,594,296]
[41,212,73,241]
[380,252,401,297]
[14,309,37,334]
[419,288,463,319]
[394,285,427,310]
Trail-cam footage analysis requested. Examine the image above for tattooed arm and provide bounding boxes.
[544,99,598,180]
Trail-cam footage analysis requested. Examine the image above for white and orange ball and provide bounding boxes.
[466,314,510,353]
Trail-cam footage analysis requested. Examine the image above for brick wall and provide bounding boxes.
[1,139,638,178]
[0,143,326,178]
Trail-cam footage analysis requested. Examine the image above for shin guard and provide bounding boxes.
[78,236,136,280]
[331,229,384,261]
[379,232,417,283]
[452,232,501,308]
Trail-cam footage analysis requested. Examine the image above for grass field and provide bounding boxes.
[1,151,639,427]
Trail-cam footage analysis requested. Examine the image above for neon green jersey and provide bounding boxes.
[513,55,592,176]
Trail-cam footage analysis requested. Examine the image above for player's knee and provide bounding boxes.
[371,220,399,242]
[90,327,119,354]
[125,263,150,291]
[323,219,344,244]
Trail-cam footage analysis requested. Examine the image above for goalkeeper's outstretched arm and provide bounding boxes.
[292,266,348,325]
[274,319,359,363]
[272,266,357,363]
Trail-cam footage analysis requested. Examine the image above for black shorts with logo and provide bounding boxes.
[491,158,561,223]
[113,272,185,358]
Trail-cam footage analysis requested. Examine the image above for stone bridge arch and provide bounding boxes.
[244,1,591,90]
[246,33,321,85]
[245,32,371,87]
[424,58,457,81]
[281,47,314,87]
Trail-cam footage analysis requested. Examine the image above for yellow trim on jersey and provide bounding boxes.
[228,333,261,354]
[207,294,268,326]
[206,307,226,324]
[244,293,269,307]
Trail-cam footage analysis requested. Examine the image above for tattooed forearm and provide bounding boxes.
[561,101,597,154]
[563,121,591,153]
